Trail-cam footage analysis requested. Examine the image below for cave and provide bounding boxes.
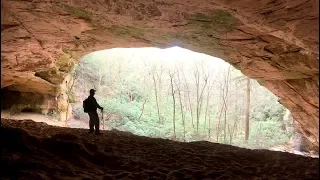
[1,86,57,115]
[1,0,319,179]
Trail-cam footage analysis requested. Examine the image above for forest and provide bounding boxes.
[70,47,295,149]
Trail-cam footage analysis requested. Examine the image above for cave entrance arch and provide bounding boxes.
[67,46,305,151]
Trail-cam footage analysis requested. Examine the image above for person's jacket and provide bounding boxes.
[87,96,102,112]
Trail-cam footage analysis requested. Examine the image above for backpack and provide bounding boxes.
[83,98,90,113]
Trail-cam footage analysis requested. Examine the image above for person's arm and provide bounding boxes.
[94,98,103,110]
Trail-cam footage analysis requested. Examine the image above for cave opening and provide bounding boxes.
[59,46,316,155]
[1,46,316,156]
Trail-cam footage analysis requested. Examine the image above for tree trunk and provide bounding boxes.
[216,94,223,142]
[169,72,176,140]
[138,99,147,121]
[174,71,186,142]
[195,68,200,135]
[152,74,161,124]
[233,82,238,139]
[228,124,234,145]
[156,64,164,124]
[223,68,230,144]
[223,105,227,144]
[178,90,185,142]
[204,86,210,130]
[245,78,251,143]
[158,73,163,123]
[182,71,194,129]
[194,65,210,136]
[217,66,230,142]
[208,108,211,139]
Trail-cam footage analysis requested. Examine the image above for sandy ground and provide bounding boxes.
[2,111,318,158]
[2,119,319,180]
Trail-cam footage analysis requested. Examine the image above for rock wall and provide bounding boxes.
[1,82,72,122]
[1,0,318,145]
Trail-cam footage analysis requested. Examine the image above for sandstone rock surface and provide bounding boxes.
[1,0,318,145]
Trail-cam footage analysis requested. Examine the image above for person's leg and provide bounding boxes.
[88,112,94,133]
[94,112,100,134]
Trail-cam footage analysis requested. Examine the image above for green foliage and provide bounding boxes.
[233,119,290,149]
[250,83,286,122]
[73,48,293,150]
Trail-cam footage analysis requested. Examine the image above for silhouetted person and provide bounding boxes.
[84,89,103,134]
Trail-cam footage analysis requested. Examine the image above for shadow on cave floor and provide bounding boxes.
[2,119,319,180]
[2,110,318,159]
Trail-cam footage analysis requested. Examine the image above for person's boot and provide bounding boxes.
[88,130,94,133]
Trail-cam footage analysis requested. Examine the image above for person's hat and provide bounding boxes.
[90,89,96,93]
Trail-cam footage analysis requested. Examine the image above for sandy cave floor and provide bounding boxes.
[1,110,318,158]
[1,119,319,180]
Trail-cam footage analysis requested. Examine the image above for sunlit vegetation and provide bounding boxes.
[71,47,294,149]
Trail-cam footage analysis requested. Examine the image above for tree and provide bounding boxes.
[148,61,165,124]
[193,61,211,135]
[216,92,223,142]
[245,77,251,143]
[182,69,195,129]
[174,67,186,141]
[206,75,217,140]
[222,66,231,144]
[138,99,147,121]
[168,70,177,140]
[229,70,252,144]
[204,73,216,131]
[215,65,231,143]
[156,62,165,123]
[227,76,240,145]
[72,48,290,149]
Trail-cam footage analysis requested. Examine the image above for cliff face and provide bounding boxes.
[1,0,318,146]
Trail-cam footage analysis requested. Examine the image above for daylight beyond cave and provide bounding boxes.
[60,47,303,151]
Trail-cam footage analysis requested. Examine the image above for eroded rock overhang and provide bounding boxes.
[1,0,318,146]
